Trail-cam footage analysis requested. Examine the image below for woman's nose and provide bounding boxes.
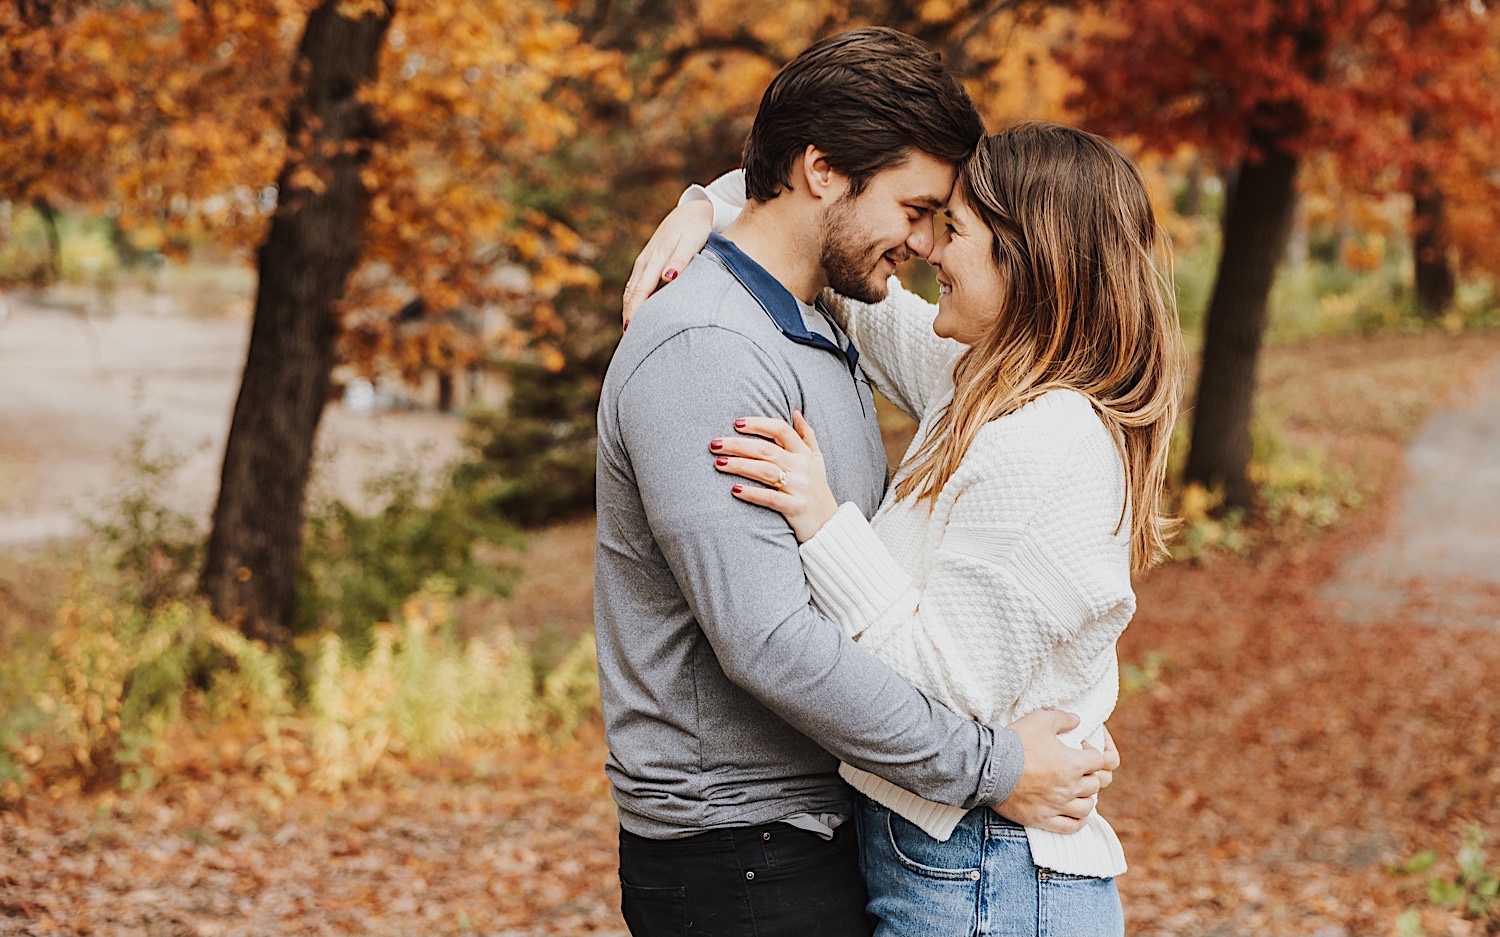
[927,236,945,267]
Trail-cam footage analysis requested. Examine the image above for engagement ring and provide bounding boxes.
[774,469,788,491]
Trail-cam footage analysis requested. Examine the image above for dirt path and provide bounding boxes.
[1319,350,1500,629]
[0,287,463,549]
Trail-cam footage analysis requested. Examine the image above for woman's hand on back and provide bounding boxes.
[710,412,840,543]
[623,198,715,327]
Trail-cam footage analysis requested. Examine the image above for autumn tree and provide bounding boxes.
[4,0,622,642]
[1391,2,1500,317]
[195,0,394,642]
[196,0,621,642]
[1066,0,1500,511]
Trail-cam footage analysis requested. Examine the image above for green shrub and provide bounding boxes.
[1250,428,1363,530]
[1170,224,1220,342]
[15,586,292,792]
[83,417,204,610]
[452,294,615,528]
[1120,650,1172,695]
[303,581,541,790]
[1164,417,1362,562]
[1394,825,1500,935]
[295,466,520,653]
[1,577,601,802]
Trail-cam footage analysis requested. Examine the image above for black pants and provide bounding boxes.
[618,822,872,937]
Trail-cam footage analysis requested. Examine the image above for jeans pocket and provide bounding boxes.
[619,878,688,935]
[1037,870,1123,937]
[883,809,981,881]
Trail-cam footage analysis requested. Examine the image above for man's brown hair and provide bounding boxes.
[741,27,984,202]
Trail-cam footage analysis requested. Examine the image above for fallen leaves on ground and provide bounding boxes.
[3,330,1499,936]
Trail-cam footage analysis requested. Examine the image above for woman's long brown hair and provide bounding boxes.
[895,121,1185,573]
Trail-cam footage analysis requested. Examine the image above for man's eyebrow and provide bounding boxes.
[904,197,946,211]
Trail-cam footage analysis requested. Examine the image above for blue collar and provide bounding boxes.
[704,232,860,376]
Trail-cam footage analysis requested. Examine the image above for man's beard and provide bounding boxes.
[820,198,896,304]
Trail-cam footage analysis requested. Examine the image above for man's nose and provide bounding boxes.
[906,218,935,259]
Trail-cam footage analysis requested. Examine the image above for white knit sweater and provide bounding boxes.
[690,173,1134,877]
[808,281,1134,878]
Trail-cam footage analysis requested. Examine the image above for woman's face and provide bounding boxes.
[929,189,1004,346]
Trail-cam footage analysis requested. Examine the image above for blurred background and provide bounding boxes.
[1,1,1498,934]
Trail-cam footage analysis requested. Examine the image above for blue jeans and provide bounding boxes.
[856,796,1123,937]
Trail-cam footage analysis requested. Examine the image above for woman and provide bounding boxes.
[629,121,1183,936]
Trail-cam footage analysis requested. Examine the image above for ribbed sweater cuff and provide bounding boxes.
[677,182,739,234]
[799,502,911,640]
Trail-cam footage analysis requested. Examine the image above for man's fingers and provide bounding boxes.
[1057,795,1096,821]
[1073,741,1108,776]
[1084,736,1120,773]
[1075,772,1102,800]
[1032,814,1089,836]
[1093,768,1114,792]
[1052,708,1082,733]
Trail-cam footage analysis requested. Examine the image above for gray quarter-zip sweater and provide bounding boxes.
[594,234,1022,839]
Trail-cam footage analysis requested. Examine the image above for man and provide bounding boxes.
[595,28,1113,937]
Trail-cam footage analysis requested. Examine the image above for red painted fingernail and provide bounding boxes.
[623,321,629,331]
[710,439,723,450]
[732,484,743,494]
[734,419,746,429]
[664,269,677,281]
[716,457,728,466]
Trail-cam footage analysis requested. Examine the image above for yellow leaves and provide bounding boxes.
[335,0,389,20]
[287,164,327,195]
[538,344,566,373]
[512,229,543,262]
[919,0,957,23]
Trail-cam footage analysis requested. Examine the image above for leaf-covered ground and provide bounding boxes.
[3,329,1499,936]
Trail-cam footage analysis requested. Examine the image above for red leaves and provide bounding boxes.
[1064,0,1500,176]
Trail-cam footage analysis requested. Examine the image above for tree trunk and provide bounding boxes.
[1179,154,1204,218]
[32,196,61,283]
[199,0,393,644]
[1184,136,1301,512]
[1410,108,1455,319]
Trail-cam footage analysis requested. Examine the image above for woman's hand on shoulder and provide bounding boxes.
[623,199,715,327]
[710,411,839,543]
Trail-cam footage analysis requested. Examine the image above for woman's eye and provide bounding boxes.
[944,223,956,235]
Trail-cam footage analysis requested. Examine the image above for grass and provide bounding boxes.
[1169,218,1499,351]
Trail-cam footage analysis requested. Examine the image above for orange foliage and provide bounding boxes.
[1064,0,1500,281]
[1,0,624,374]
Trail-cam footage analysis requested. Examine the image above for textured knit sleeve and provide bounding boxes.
[820,279,966,421]
[799,392,1136,725]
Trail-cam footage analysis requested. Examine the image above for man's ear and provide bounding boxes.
[799,145,848,202]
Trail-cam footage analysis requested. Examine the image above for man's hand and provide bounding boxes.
[992,709,1107,834]
[1096,723,1120,792]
